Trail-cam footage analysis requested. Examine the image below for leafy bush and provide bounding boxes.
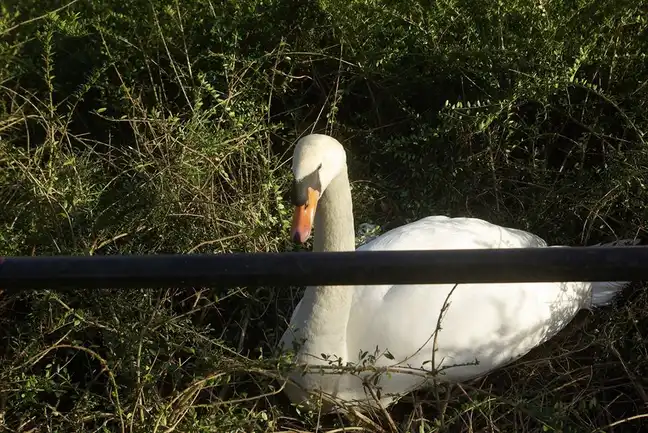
[1,0,648,431]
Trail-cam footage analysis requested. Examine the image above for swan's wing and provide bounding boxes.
[347,217,580,387]
[357,215,547,252]
[347,278,583,384]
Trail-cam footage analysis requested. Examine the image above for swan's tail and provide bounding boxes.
[589,238,646,307]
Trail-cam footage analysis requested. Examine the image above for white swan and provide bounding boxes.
[279,133,637,411]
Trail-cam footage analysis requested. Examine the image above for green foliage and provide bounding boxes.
[1,0,648,431]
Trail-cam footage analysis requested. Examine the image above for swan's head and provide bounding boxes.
[290,134,347,243]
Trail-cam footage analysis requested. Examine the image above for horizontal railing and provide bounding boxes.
[0,247,647,291]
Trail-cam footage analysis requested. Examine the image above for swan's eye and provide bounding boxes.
[291,169,321,205]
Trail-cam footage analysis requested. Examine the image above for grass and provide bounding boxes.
[1,0,648,431]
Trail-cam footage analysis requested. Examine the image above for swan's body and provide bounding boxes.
[279,134,635,411]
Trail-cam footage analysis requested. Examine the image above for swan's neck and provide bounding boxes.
[292,165,355,364]
[313,164,355,253]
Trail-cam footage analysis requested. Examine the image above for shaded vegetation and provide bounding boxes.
[1,0,648,431]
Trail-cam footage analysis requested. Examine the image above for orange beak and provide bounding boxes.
[291,187,320,243]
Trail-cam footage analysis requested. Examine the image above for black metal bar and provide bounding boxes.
[1,247,648,291]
